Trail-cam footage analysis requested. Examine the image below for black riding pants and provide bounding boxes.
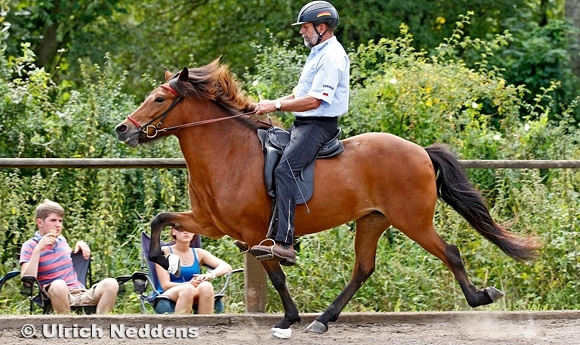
[274,116,339,244]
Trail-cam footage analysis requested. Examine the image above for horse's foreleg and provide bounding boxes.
[406,226,501,307]
[308,213,387,334]
[261,261,301,329]
[149,213,168,269]
[149,211,196,270]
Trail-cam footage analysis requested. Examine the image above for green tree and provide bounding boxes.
[4,0,126,72]
[3,0,578,114]
[487,18,580,120]
[565,0,580,76]
[335,0,530,50]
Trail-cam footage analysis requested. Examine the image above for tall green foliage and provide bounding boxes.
[487,18,580,121]
[4,0,125,72]
[4,0,577,106]
[0,36,190,278]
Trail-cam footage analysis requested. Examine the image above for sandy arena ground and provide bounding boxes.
[0,310,579,345]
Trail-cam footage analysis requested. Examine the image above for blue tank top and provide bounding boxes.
[157,247,201,291]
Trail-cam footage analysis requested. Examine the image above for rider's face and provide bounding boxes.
[299,23,318,48]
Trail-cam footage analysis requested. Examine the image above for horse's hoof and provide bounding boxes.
[271,327,292,339]
[167,254,181,277]
[306,320,328,334]
[485,286,505,302]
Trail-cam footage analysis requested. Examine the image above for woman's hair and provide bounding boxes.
[35,199,65,220]
[170,227,179,240]
[170,227,197,245]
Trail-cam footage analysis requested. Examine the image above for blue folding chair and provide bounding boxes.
[117,231,243,314]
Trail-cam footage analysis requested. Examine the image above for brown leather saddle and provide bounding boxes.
[257,126,344,204]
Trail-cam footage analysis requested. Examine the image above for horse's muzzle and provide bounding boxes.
[115,122,140,147]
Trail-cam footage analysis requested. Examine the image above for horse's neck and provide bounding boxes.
[176,117,262,184]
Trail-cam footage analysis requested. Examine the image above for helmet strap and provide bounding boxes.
[313,24,328,46]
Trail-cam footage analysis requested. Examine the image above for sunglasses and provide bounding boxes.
[172,227,186,232]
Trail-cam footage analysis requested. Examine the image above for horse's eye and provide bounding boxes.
[155,96,164,103]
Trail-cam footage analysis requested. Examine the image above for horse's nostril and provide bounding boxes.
[115,124,127,133]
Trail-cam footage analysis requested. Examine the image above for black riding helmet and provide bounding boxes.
[292,1,339,29]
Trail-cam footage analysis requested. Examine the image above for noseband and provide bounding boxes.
[126,84,259,139]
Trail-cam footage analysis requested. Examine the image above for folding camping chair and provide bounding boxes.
[20,251,95,314]
[117,231,243,314]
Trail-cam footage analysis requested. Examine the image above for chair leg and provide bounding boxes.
[140,298,150,313]
[214,296,224,314]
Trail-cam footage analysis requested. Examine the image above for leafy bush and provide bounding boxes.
[486,18,580,122]
[0,42,190,283]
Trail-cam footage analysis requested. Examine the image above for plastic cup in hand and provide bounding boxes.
[47,229,57,250]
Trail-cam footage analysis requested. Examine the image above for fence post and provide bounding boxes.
[244,254,268,312]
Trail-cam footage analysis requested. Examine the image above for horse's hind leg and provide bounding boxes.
[307,212,387,334]
[403,224,503,308]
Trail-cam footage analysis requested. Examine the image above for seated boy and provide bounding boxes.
[20,199,118,314]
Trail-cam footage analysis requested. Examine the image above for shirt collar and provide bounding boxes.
[311,36,337,55]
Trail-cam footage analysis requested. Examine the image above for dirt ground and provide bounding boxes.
[0,310,579,345]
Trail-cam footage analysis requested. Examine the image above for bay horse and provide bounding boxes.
[115,59,539,335]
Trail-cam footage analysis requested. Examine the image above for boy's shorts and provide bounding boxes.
[44,283,99,306]
[69,285,99,306]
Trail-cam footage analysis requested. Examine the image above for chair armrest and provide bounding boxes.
[215,268,244,296]
[116,275,132,295]
[20,275,39,292]
[0,270,20,292]
[20,275,46,300]
[0,270,20,291]
[116,271,157,295]
[116,275,133,285]
[1,270,20,282]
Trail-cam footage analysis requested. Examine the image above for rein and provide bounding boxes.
[126,85,266,139]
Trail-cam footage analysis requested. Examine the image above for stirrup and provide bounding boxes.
[252,239,276,261]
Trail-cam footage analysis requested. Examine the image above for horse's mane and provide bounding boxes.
[168,59,253,114]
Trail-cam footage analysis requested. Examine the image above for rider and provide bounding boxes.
[250,1,350,266]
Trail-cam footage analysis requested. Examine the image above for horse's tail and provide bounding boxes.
[425,144,540,261]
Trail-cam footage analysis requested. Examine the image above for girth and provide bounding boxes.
[257,126,344,204]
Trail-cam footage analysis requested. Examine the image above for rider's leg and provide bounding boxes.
[251,117,338,265]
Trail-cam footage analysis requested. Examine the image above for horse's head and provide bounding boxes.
[116,59,263,148]
[115,67,189,147]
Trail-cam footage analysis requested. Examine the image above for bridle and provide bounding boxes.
[126,84,260,139]
[126,85,184,138]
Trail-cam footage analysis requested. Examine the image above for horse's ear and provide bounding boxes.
[178,67,189,82]
[164,68,172,81]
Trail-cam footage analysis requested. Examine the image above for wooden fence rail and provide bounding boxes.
[1,158,580,169]
[2,157,579,313]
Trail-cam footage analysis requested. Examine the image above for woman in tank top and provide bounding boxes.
[155,227,233,314]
